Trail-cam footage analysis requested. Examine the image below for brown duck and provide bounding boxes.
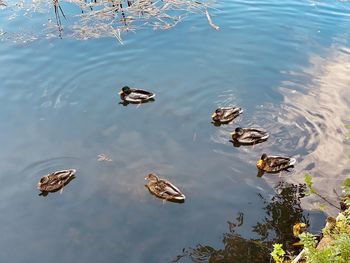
[256,153,296,173]
[145,173,185,202]
[38,169,76,193]
[211,106,243,124]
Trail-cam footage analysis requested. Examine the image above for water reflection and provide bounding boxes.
[0,0,214,42]
[275,47,350,213]
[174,182,310,263]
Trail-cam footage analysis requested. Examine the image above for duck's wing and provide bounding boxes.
[267,156,290,166]
[220,108,241,122]
[39,170,75,192]
[237,129,268,144]
[55,170,74,180]
[159,180,185,199]
[267,156,295,171]
[127,90,155,101]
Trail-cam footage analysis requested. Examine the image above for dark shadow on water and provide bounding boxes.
[119,98,155,106]
[144,185,185,204]
[38,175,76,197]
[230,139,268,148]
[173,182,312,263]
[256,166,295,177]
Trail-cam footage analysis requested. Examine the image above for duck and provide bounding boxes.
[231,127,269,145]
[211,107,243,124]
[37,169,76,194]
[256,153,296,173]
[145,173,185,203]
[119,86,155,104]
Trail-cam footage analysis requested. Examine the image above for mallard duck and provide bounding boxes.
[119,86,155,103]
[145,173,185,203]
[256,153,296,173]
[37,169,76,193]
[211,107,243,124]
[231,127,269,145]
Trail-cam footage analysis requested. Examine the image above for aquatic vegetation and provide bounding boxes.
[97,153,112,162]
[0,0,217,42]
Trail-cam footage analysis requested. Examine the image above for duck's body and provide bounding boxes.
[256,153,296,173]
[119,86,155,103]
[145,173,185,202]
[231,127,269,145]
[37,169,76,193]
[212,107,243,124]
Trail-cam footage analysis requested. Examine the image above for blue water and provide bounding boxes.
[1,0,350,262]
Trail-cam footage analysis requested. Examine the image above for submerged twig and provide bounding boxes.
[292,249,304,263]
[205,9,219,30]
[110,25,123,44]
[53,0,67,37]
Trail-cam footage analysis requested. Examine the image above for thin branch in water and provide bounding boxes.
[205,9,219,30]
[110,25,123,44]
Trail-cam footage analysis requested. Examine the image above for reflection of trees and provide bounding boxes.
[174,182,309,263]
[253,182,309,252]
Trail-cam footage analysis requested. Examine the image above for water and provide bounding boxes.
[1,0,350,262]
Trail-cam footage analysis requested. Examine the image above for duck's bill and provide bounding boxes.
[118,91,123,95]
[211,113,217,118]
[256,160,263,167]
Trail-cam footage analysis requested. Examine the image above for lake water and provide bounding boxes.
[1,0,350,262]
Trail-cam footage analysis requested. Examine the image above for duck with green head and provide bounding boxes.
[231,127,269,145]
[119,86,155,104]
[211,106,243,124]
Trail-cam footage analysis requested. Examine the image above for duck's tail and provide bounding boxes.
[289,158,297,166]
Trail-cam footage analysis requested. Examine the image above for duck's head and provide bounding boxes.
[257,153,268,169]
[119,86,131,95]
[212,108,223,121]
[38,176,49,188]
[145,173,159,182]
[231,127,244,139]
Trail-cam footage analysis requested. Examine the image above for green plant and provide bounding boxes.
[342,179,350,207]
[271,243,285,263]
[304,174,316,195]
[345,124,350,140]
[298,208,350,263]
[303,174,340,210]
